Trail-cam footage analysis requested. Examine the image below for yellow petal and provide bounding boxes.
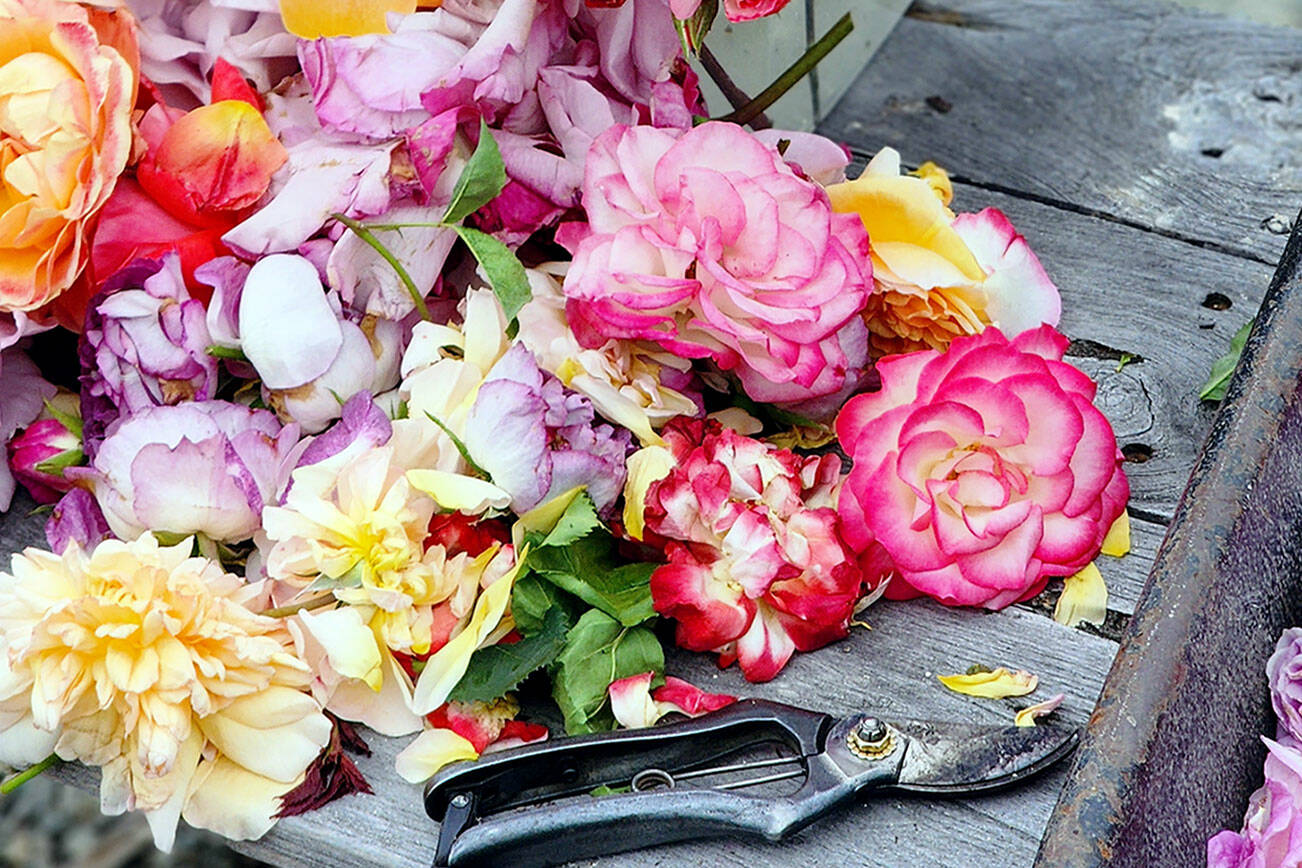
[911,161,954,206]
[826,174,986,284]
[622,445,676,542]
[1015,693,1065,727]
[1101,511,1131,557]
[197,686,332,783]
[1053,563,1108,628]
[708,407,763,436]
[183,755,295,843]
[938,667,1038,698]
[406,469,511,514]
[409,551,525,714]
[278,0,417,37]
[394,727,479,783]
[297,607,383,691]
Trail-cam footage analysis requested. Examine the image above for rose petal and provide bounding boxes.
[938,667,1038,698]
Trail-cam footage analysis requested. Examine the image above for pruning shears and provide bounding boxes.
[423,698,1078,867]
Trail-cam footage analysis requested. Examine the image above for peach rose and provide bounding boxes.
[0,0,137,311]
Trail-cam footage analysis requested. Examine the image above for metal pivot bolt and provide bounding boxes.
[846,717,895,760]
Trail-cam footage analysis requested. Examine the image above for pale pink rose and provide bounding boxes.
[642,418,861,682]
[562,122,872,408]
[836,325,1129,609]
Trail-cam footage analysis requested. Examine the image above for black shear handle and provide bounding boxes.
[440,755,878,868]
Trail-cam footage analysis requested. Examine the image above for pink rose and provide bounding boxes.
[723,0,792,22]
[643,418,862,682]
[562,122,872,409]
[836,325,1128,609]
[1208,739,1302,868]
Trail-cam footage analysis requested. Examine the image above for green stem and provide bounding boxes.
[1,754,60,795]
[261,594,339,619]
[206,344,249,361]
[331,213,433,321]
[714,13,854,127]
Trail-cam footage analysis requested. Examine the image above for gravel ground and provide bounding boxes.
[0,766,269,868]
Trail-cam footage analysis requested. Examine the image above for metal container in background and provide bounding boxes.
[1038,215,1302,866]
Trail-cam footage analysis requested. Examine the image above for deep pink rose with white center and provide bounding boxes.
[836,325,1128,609]
[643,418,861,682]
[561,122,872,410]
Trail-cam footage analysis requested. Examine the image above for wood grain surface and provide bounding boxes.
[8,0,1302,866]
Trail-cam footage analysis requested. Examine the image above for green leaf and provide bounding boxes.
[552,609,664,734]
[529,534,656,627]
[441,119,508,225]
[540,492,601,548]
[33,447,85,477]
[1200,319,1253,401]
[511,572,563,635]
[448,604,572,703]
[206,344,249,362]
[302,561,366,594]
[42,400,82,438]
[453,225,532,323]
[674,0,717,55]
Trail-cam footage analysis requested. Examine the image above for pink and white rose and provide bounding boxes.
[561,122,873,410]
[639,418,862,682]
[836,325,1129,609]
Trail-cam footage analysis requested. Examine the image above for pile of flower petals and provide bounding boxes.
[0,0,1134,852]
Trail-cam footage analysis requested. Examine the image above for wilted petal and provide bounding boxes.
[938,667,1038,698]
[622,444,675,541]
[609,671,660,730]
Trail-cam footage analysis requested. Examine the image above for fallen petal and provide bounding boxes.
[1014,693,1065,727]
[1053,563,1108,628]
[938,667,1038,698]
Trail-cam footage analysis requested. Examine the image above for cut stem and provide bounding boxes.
[1,754,60,795]
[331,213,432,321]
[699,46,772,130]
[715,13,854,128]
[262,594,339,619]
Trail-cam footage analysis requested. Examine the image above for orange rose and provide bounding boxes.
[0,0,137,312]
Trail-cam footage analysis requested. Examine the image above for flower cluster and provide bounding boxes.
[0,0,1130,851]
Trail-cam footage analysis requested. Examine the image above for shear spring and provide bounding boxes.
[628,746,807,794]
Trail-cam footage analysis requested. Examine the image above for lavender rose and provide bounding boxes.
[80,254,218,452]
[1208,739,1302,867]
[67,401,299,543]
[1268,627,1302,744]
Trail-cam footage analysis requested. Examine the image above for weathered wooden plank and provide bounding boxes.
[913,180,1266,521]
[820,0,1302,264]
[213,601,1117,868]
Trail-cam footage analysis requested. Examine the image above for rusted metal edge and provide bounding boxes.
[1037,213,1302,866]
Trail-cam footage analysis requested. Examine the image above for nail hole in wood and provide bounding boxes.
[925,95,952,113]
[1121,443,1154,463]
[1201,292,1232,311]
[1200,147,1224,158]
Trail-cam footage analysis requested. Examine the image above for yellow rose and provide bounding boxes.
[0,0,137,311]
[827,148,1061,357]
